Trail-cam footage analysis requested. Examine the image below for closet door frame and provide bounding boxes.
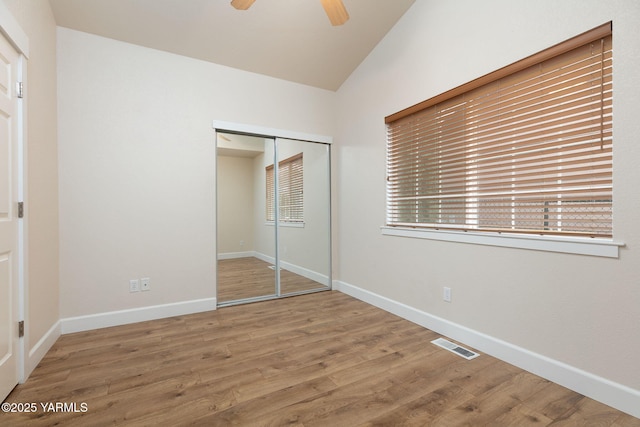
[213,121,332,307]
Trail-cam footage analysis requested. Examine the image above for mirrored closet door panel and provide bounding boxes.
[216,133,277,304]
[275,138,331,296]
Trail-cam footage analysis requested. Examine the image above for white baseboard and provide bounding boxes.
[253,252,330,286]
[218,251,255,260]
[253,251,274,264]
[60,298,217,334]
[334,280,640,419]
[281,261,329,286]
[23,320,61,381]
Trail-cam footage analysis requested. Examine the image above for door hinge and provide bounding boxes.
[16,82,24,99]
[18,201,24,218]
[18,321,24,338]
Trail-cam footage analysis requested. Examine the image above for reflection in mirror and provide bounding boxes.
[276,138,331,296]
[216,132,331,306]
[217,133,277,303]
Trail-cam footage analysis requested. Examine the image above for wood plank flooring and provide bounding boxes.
[4,291,639,426]
[217,257,328,302]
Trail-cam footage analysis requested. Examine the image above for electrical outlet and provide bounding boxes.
[129,279,140,293]
[140,277,150,291]
[443,287,452,302]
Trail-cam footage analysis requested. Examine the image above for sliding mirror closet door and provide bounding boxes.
[217,133,277,304]
[275,138,331,296]
[215,125,331,307]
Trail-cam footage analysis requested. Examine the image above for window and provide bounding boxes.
[386,23,612,238]
[266,153,303,222]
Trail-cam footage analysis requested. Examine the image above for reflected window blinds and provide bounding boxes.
[266,153,304,222]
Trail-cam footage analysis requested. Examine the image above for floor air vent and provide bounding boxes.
[431,338,480,360]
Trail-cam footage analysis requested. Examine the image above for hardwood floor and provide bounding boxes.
[217,257,328,302]
[4,291,638,426]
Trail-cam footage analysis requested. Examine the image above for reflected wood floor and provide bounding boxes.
[218,257,328,302]
[5,291,639,426]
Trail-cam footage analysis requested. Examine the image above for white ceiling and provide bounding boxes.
[217,132,266,158]
[48,0,416,91]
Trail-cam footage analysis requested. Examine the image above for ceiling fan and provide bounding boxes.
[230,0,350,26]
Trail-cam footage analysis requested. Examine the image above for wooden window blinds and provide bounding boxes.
[385,23,612,237]
[266,153,304,222]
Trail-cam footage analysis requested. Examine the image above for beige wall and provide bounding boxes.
[217,155,255,255]
[1,0,59,376]
[335,0,640,411]
[57,27,336,318]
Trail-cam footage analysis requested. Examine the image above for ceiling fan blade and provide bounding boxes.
[230,0,255,10]
[320,0,349,26]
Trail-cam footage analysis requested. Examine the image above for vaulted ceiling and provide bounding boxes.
[49,0,416,91]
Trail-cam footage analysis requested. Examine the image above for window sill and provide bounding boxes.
[380,226,624,258]
[266,221,305,228]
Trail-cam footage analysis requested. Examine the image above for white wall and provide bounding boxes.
[253,144,273,259]
[335,0,640,415]
[57,27,335,318]
[217,155,255,255]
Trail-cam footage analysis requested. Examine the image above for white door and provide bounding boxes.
[0,30,21,401]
